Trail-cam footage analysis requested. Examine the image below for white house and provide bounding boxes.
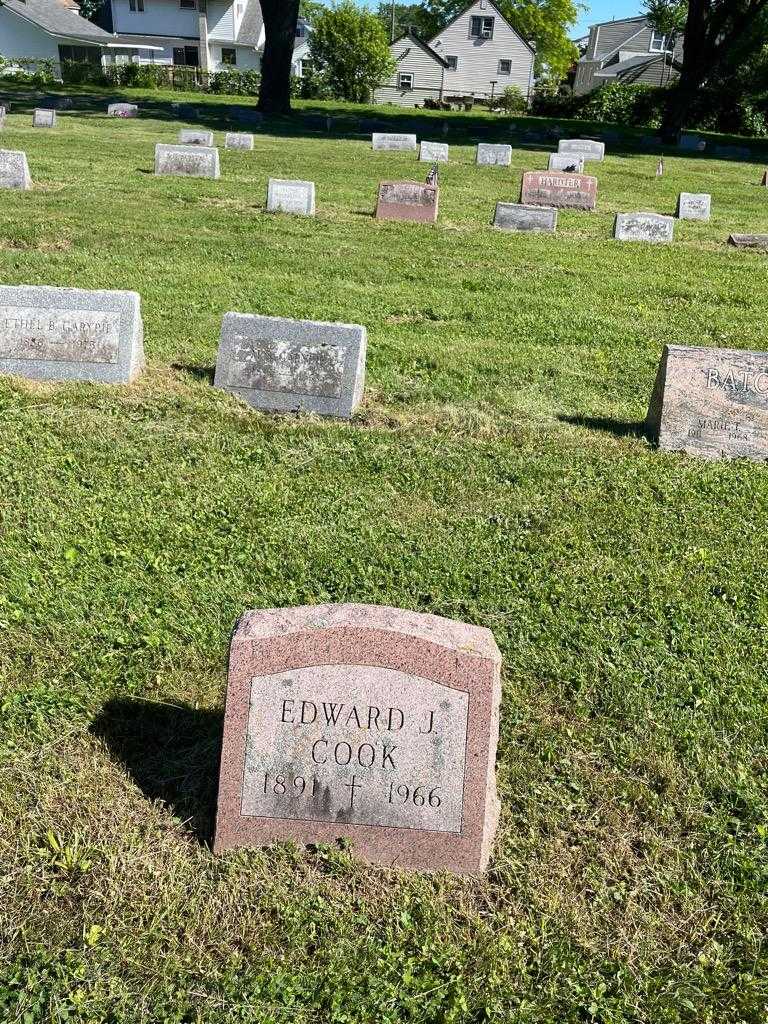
[105,0,264,72]
[291,16,311,78]
[0,0,122,71]
[375,0,535,107]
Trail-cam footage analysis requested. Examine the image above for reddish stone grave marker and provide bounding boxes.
[520,170,597,210]
[375,181,439,224]
[214,604,501,873]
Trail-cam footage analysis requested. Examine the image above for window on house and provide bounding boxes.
[173,45,199,65]
[470,15,494,38]
[498,58,512,74]
[179,0,196,9]
[649,30,666,51]
[446,55,458,70]
[128,0,145,12]
[221,47,236,65]
[398,72,414,90]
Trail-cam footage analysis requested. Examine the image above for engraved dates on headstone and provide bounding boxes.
[557,138,604,162]
[520,171,597,211]
[213,604,502,873]
[154,143,220,179]
[647,344,768,461]
[677,192,711,221]
[372,133,417,151]
[614,212,674,243]
[214,313,366,418]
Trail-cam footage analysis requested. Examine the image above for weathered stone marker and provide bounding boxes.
[214,313,366,418]
[107,103,138,118]
[419,141,449,163]
[614,212,674,242]
[548,152,584,173]
[557,138,604,162]
[0,285,144,384]
[32,108,56,128]
[647,344,768,461]
[729,233,768,248]
[376,181,439,224]
[225,132,254,150]
[0,149,32,190]
[677,192,711,221]
[372,133,417,151]
[179,128,214,146]
[154,143,220,179]
[476,143,512,166]
[213,603,501,873]
[266,178,315,216]
[520,171,597,210]
[493,202,557,233]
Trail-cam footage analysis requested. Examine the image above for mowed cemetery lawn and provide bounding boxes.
[1,87,768,1024]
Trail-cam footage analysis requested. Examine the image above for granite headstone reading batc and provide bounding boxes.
[32,109,56,128]
[214,313,366,419]
[614,212,674,243]
[266,178,315,216]
[520,171,597,210]
[557,138,604,162]
[476,143,512,167]
[493,202,557,233]
[0,149,32,190]
[107,103,138,118]
[677,192,711,221]
[179,128,214,146]
[225,132,254,150]
[376,181,439,224]
[154,143,220,179]
[213,603,502,873]
[548,152,584,173]
[0,285,144,384]
[647,344,768,461]
[372,133,417,151]
[419,141,449,163]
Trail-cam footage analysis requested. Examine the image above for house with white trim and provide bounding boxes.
[0,0,130,71]
[573,14,683,95]
[374,0,535,107]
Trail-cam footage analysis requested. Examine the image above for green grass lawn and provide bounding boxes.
[1,85,767,1024]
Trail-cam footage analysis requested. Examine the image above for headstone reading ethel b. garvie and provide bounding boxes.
[213,603,502,873]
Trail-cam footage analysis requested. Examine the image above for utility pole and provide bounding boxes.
[391,0,396,41]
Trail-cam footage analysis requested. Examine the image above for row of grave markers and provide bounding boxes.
[0,283,765,464]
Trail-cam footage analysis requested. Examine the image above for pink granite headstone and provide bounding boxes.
[214,604,501,873]
[520,170,597,210]
[375,181,439,224]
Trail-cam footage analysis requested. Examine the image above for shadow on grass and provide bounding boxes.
[558,414,647,439]
[172,363,215,384]
[90,697,222,846]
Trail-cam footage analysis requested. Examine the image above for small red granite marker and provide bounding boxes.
[375,181,439,224]
[214,603,501,873]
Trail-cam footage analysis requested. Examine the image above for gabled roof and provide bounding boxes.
[588,14,646,30]
[428,0,536,58]
[0,0,113,42]
[595,51,680,78]
[392,29,450,68]
[235,0,263,47]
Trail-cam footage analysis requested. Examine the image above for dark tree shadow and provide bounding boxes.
[90,697,223,845]
[171,363,215,384]
[558,414,647,439]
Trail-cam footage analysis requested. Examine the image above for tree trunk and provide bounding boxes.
[258,0,300,114]
[661,0,709,141]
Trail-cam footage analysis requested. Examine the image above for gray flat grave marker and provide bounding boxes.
[372,133,417,151]
[179,128,214,146]
[729,233,768,249]
[225,132,254,150]
[493,202,556,233]
[154,143,220,179]
[419,141,449,163]
[548,152,584,172]
[476,143,512,166]
[213,603,502,873]
[614,212,674,243]
[557,138,604,162]
[677,192,711,221]
[32,109,56,128]
[0,285,143,384]
[266,178,315,216]
[0,149,31,190]
[214,313,366,418]
[107,103,138,118]
[647,343,768,461]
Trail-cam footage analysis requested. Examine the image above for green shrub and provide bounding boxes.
[496,85,528,114]
[207,68,260,96]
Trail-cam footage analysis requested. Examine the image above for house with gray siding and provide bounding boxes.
[573,15,683,96]
[375,0,535,107]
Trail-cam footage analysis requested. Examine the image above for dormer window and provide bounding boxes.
[470,15,494,39]
[649,30,666,51]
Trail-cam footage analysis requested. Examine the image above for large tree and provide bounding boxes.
[374,2,441,40]
[424,0,578,89]
[258,0,300,114]
[310,1,395,103]
[650,0,768,136]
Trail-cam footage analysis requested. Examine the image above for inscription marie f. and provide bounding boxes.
[0,306,121,363]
